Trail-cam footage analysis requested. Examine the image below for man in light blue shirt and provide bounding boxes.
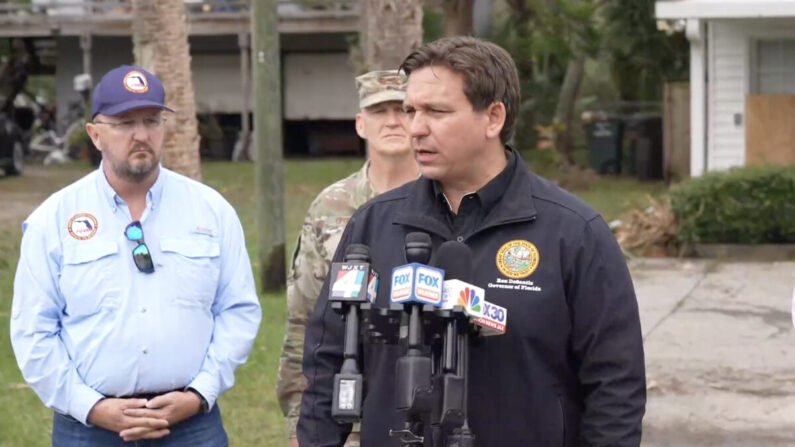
[9,65,262,446]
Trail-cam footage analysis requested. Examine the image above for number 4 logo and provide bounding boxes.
[332,269,364,298]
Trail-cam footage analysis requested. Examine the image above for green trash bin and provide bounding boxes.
[625,113,663,181]
[585,119,624,174]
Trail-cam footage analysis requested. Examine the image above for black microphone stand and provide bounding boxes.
[358,237,478,447]
[430,241,478,447]
[330,244,372,423]
[390,233,435,445]
[445,319,475,447]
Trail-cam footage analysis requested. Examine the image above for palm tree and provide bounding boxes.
[443,0,474,36]
[361,0,424,71]
[131,0,201,180]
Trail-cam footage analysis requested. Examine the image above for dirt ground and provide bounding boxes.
[0,163,91,229]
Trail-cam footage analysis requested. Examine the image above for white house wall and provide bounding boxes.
[708,20,747,171]
[707,18,795,171]
[56,36,248,119]
[283,52,358,121]
[188,52,361,117]
[687,19,706,176]
[55,35,358,119]
[191,53,245,114]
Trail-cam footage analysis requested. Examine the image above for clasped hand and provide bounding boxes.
[87,391,202,441]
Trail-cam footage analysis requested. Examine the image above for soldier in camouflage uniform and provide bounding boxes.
[276,70,418,447]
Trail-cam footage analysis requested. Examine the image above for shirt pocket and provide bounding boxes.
[60,240,121,317]
[159,237,221,308]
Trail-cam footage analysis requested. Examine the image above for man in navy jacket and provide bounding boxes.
[298,36,646,447]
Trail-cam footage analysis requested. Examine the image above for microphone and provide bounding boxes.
[330,244,378,423]
[436,242,507,337]
[438,248,485,321]
[389,232,442,444]
[329,244,379,304]
[390,233,444,307]
[431,241,490,445]
[471,301,507,336]
[431,241,472,434]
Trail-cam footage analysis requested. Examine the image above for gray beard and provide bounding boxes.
[106,146,160,182]
[120,161,158,181]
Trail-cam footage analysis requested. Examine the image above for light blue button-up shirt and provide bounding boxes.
[10,166,262,425]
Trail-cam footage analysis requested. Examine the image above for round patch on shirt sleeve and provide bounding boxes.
[123,70,149,93]
[67,213,99,240]
[496,239,539,279]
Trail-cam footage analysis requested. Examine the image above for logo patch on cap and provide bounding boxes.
[123,70,149,93]
[67,213,99,240]
[496,240,539,279]
[378,74,403,86]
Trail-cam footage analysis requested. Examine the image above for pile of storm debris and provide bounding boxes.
[610,196,680,256]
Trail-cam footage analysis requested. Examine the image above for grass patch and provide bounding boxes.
[576,176,669,223]
[0,157,663,446]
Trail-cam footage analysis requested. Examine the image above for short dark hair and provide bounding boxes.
[400,36,520,144]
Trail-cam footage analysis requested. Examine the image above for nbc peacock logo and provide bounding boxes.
[457,287,482,313]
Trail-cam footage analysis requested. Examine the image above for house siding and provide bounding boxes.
[708,21,747,171]
[707,18,795,171]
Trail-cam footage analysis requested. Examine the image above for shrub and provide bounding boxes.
[670,164,795,244]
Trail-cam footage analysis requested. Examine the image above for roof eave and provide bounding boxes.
[656,1,795,19]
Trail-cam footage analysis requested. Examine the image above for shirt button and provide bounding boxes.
[141,307,147,313]
[456,236,464,242]
[142,348,148,354]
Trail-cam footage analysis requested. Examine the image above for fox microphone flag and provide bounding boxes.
[390,263,445,307]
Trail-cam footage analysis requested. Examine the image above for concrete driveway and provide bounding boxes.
[631,258,795,446]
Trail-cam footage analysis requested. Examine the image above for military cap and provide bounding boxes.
[355,70,407,109]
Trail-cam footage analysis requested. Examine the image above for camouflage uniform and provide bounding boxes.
[276,163,376,445]
[276,70,408,445]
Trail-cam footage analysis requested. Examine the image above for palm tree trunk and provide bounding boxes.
[131,0,201,180]
[442,0,474,36]
[553,52,586,166]
[361,0,424,71]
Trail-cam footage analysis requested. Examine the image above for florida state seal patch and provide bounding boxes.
[496,239,539,279]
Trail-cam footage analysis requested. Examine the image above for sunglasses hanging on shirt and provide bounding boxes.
[124,221,154,273]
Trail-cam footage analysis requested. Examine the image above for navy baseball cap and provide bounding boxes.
[91,65,175,119]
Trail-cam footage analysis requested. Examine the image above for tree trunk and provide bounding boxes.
[361,0,423,71]
[442,0,474,36]
[505,0,537,150]
[253,0,286,291]
[131,0,201,180]
[552,52,586,166]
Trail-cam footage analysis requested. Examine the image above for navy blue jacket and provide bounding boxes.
[298,151,646,446]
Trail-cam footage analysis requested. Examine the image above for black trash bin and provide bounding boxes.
[626,113,663,181]
[584,119,624,174]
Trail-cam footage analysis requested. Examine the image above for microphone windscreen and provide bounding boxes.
[344,243,371,262]
[433,240,472,281]
[404,232,432,264]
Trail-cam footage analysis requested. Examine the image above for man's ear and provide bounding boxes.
[484,102,506,140]
[84,122,103,152]
[355,112,366,139]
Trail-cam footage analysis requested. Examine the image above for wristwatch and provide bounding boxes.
[186,387,209,413]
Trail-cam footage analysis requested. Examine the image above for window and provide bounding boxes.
[755,40,795,94]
